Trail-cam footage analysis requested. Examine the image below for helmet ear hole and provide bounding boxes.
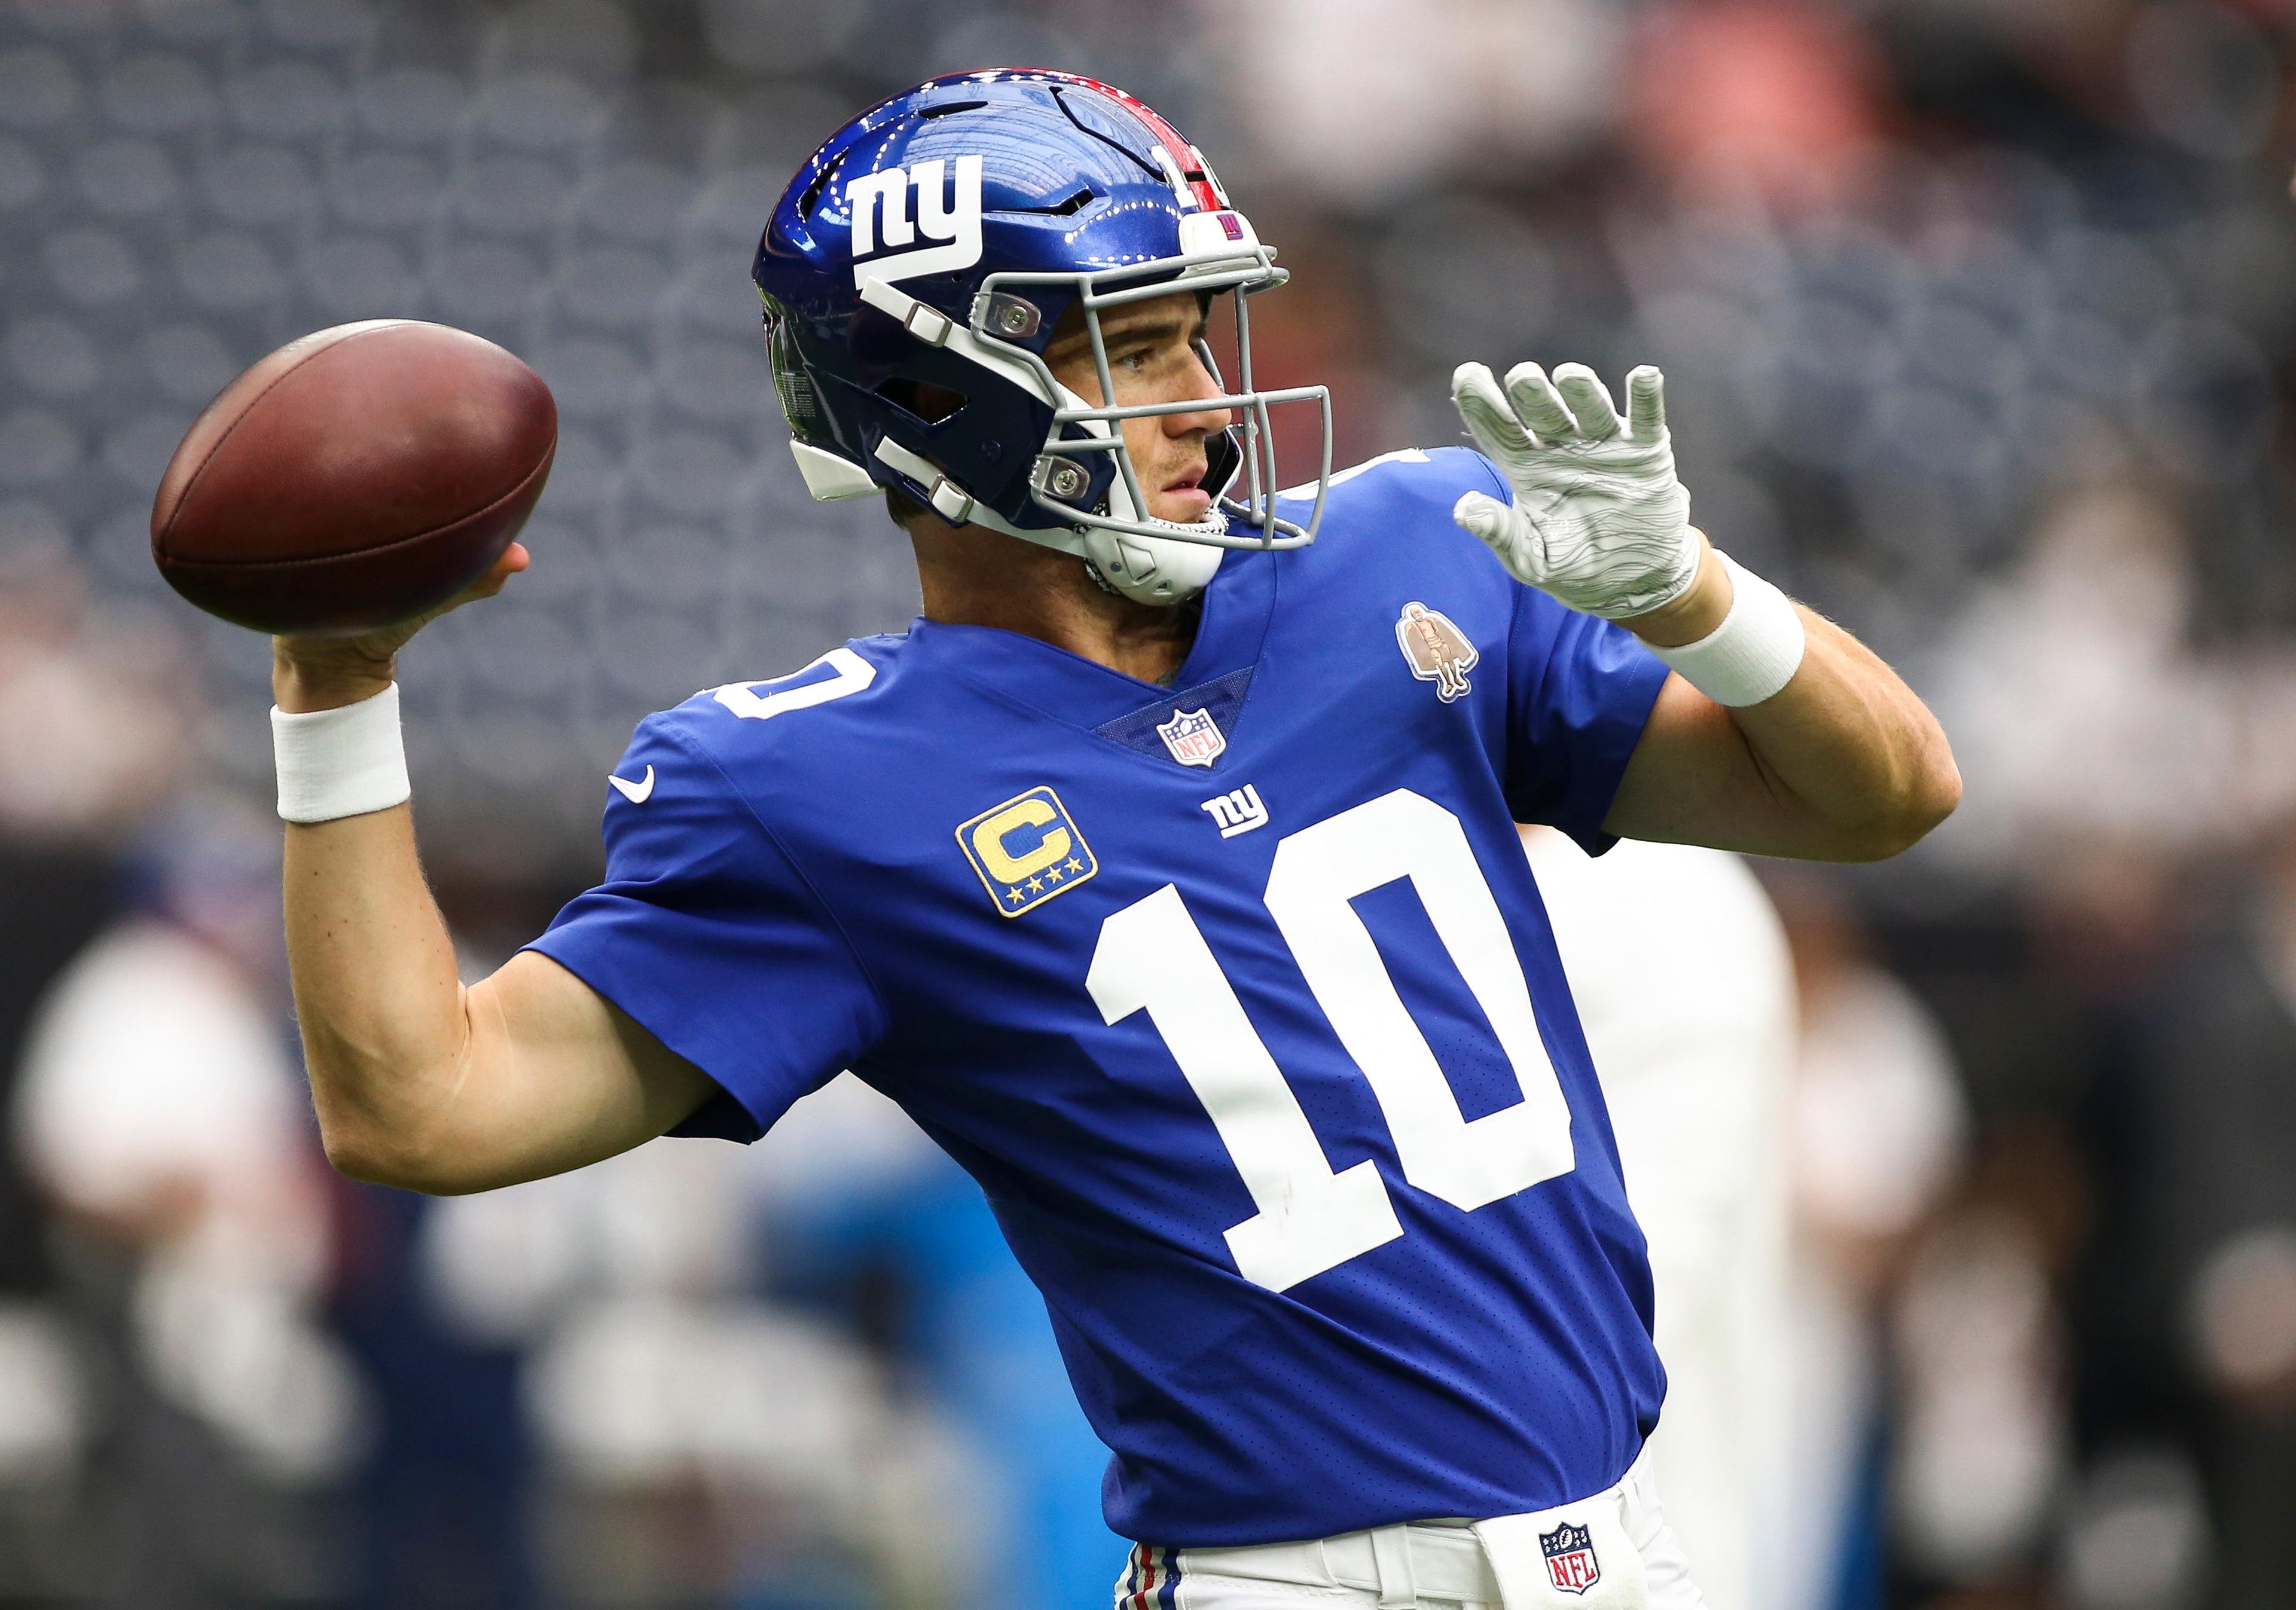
[877,378,968,424]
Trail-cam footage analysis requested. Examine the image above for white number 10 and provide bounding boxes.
[1086,789,1577,1292]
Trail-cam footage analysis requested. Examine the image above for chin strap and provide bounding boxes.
[871,435,985,528]
[869,434,1220,606]
[872,436,1082,558]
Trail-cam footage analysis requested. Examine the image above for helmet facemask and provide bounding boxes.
[851,221,1333,606]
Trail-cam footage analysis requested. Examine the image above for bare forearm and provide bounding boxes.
[285,798,712,1192]
[283,801,475,1176]
[1725,606,1960,854]
[273,641,486,1184]
[1607,543,1960,859]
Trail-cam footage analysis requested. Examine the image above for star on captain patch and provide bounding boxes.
[1394,600,1478,702]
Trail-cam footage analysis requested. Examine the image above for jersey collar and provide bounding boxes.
[910,542,1280,737]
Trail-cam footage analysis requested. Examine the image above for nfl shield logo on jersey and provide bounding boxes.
[1156,707,1227,768]
[1540,1522,1600,1596]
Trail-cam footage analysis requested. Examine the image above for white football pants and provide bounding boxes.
[1112,1449,1706,1610]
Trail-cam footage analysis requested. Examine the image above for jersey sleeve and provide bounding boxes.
[1480,445,1671,854]
[521,713,888,1143]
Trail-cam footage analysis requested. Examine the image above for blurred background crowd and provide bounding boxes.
[2,0,2294,1606]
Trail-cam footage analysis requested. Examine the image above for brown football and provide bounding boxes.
[151,320,557,637]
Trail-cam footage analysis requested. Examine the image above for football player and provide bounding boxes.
[268,72,1958,1610]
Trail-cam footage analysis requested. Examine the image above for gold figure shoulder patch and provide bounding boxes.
[1394,601,1479,702]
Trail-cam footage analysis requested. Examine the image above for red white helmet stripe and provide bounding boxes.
[1052,72,1225,212]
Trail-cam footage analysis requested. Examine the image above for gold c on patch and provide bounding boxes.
[957,786,1099,917]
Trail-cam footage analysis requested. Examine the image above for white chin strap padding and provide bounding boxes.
[872,430,1219,608]
[874,435,976,523]
[1083,527,1223,606]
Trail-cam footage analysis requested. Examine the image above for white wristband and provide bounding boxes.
[272,682,411,823]
[1644,554,1806,707]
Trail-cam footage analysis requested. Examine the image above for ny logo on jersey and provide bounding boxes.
[1395,601,1479,703]
[1156,707,1226,768]
[1540,1522,1601,1596]
[845,155,984,288]
[1199,784,1268,839]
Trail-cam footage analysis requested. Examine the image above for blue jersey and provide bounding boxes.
[529,448,1674,1546]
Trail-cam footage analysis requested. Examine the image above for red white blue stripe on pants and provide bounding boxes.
[1121,1542,1182,1610]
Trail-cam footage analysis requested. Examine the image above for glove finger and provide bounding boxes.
[1552,362,1622,441]
[1452,490,1515,548]
[1626,365,1666,440]
[1452,362,1538,457]
[1501,361,1580,442]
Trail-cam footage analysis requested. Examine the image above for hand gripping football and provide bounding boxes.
[151,320,556,637]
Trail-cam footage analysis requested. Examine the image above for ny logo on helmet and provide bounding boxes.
[845,155,984,288]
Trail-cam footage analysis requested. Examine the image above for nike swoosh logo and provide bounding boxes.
[607,765,655,804]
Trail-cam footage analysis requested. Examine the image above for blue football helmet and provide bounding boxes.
[753,69,1333,606]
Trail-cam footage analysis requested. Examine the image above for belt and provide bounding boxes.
[1183,1520,1504,1609]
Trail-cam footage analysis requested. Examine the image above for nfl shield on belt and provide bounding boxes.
[1156,707,1226,767]
[1539,1522,1600,1596]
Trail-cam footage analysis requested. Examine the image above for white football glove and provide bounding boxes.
[1450,361,1698,620]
